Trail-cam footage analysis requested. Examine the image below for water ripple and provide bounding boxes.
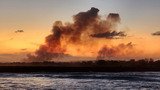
[0,72,160,89]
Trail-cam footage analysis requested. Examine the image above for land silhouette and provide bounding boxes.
[0,58,160,72]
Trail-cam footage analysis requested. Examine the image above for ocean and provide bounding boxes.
[0,72,160,90]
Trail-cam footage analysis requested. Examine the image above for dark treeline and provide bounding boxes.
[0,58,160,72]
[0,58,158,66]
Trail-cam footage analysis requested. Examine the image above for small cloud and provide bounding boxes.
[152,31,160,36]
[90,31,126,39]
[21,48,27,51]
[15,30,24,33]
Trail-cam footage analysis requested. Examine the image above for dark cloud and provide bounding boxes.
[152,31,160,36]
[91,31,126,39]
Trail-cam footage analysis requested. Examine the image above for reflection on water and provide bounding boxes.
[0,72,160,89]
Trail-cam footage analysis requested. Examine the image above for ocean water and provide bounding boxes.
[0,72,160,90]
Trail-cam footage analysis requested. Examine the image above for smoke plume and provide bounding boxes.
[97,42,134,60]
[27,7,127,61]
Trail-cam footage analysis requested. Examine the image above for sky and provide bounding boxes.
[0,0,160,62]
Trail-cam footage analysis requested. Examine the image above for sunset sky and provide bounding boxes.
[0,0,160,62]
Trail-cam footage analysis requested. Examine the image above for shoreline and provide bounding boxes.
[0,59,160,72]
[0,66,160,73]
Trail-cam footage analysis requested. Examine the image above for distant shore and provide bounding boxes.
[0,59,160,72]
